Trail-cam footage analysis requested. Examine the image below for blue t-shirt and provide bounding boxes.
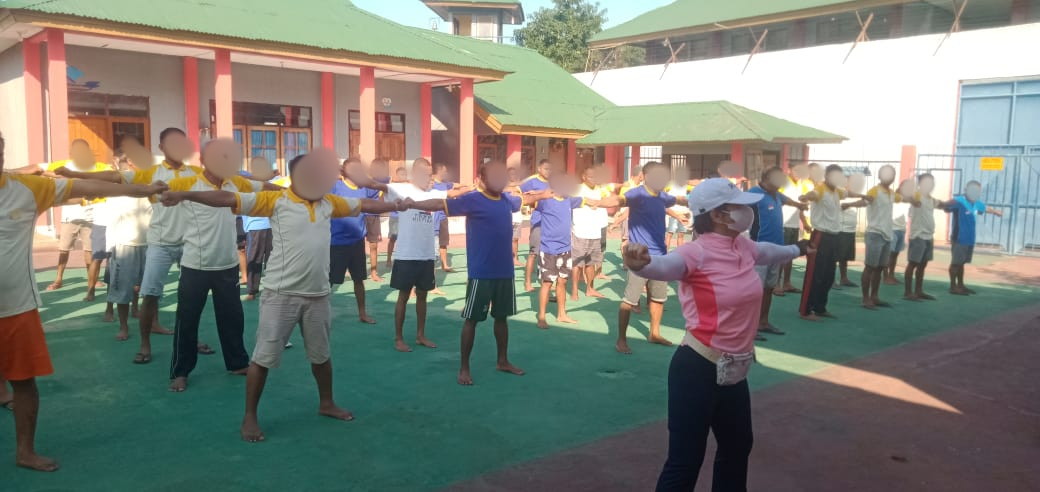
[431,180,454,231]
[623,185,676,255]
[520,175,551,227]
[748,186,781,244]
[536,196,584,254]
[446,190,522,279]
[329,180,380,246]
[947,196,986,246]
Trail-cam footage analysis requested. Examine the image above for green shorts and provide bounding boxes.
[462,278,517,322]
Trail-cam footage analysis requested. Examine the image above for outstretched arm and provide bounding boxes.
[755,242,805,266]
[985,206,1003,217]
[408,198,447,212]
[781,196,808,211]
[161,190,236,208]
[360,198,403,215]
[586,195,622,208]
[841,199,868,210]
[69,179,166,201]
[625,243,688,282]
[447,185,473,198]
[522,189,554,206]
[53,167,124,183]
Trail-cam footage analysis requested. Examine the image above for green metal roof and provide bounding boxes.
[590,0,897,47]
[409,29,613,134]
[2,0,511,76]
[577,101,846,145]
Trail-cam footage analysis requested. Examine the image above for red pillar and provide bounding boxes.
[182,57,200,151]
[420,83,432,161]
[359,67,376,162]
[566,140,577,174]
[321,72,335,149]
[506,134,522,167]
[23,40,44,164]
[214,49,233,138]
[459,78,475,184]
[780,143,790,171]
[604,145,620,183]
[900,144,917,182]
[630,145,641,175]
[730,142,744,164]
[45,29,69,161]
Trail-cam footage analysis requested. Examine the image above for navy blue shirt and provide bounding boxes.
[446,190,522,279]
[748,186,783,245]
[536,196,584,254]
[622,185,676,255]
[329,180,380,246]
[520,175,551,227]
[431,180,453,231]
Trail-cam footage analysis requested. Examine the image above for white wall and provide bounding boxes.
[66,46,184,150]
[0,43,27,168]
[333,74,422,160]
[576,23,1040,164]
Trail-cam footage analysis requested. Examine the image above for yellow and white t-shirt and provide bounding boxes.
[808,183,846,234]
[234,189,360,296]
[122,160,204,246]
[909,192,941,240]
[865,185,902,241]
[780,177,814,229]
[45,160,111,223]
[0,174,72,317]
[167,174,263,271]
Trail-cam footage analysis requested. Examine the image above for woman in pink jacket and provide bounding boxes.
[624,178,810,491]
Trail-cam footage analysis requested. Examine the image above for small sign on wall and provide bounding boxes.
[980,156,1004,171]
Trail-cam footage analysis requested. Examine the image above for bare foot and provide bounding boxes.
[45,282,62,291]
[496,362,525,376]
[458,369,474,385]
[965,287,977,295]
[240,416,265,443]
[950,287,970,296]
[772,288,786,297]
[416,337,437,349]
[318,402,354,421]
[557,315,578,324]
[103,312,115,323]
[359,315,377,325]
[524,284,535,293]
[783,285,801,293]
[817,311,837,319]
[442,267,455,273]
[903,294,921,302]
[16,452,59,472]
[883,277,900,285]
[648,335,673,346]
[239,277,248,285]
[513,259,522,266]
[862,302,878,310]
[800,313,820,322]
[168,377,188,392]
[83,292,96,302]
[872,299,892,308]
[917,292,937,300]
[244,294,255,301]
[369,272,383,282]
[596,274,608,280]
[115,330,129,341]
[536,318,550,330]
[151,326,174,335]
[431,288,446,296]
[586,289,605,298]
[615,340,633,354]
[394,339,413,352]
[570,293,579,302]
[229,367,248,376]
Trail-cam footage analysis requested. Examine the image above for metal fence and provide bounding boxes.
[917,153,1040,255]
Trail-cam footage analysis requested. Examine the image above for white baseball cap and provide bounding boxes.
[688,178,763,216]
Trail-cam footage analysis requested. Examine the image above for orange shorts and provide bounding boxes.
[0,310,54,381]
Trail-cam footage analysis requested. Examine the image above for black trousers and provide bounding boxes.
[170,266,249,379]
[805,231,839,315]
[656,346,753,492]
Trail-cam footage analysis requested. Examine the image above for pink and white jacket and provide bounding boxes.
[635,233,800,355]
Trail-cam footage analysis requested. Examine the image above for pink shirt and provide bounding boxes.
[635,233,800,354]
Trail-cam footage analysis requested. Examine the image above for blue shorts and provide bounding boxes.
[891,229,906,254]
[140,244,182,298]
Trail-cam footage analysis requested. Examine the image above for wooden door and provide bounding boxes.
[69,117,112,162]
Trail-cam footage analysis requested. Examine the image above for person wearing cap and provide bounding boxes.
[623,178,810,491]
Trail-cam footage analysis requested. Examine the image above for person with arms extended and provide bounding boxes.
[624,178,809,491]
[944,180,1003,295]
[0,131,166,471]
[328,157,385,324]
[520,159,553,292]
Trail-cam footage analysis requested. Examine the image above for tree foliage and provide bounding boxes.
[515,0,644,73]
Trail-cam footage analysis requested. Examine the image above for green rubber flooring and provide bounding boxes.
[4,244,1037,491]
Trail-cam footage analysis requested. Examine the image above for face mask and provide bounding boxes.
[723,205,754,233]
[966,184,982,202]
[919,179,935,195]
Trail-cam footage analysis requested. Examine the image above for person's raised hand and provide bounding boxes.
[147,180,169,196]
[796,239,815,256]
[160,191,184,207]
[623,242,651,271]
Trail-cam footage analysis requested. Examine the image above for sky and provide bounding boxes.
[352,0,672,37]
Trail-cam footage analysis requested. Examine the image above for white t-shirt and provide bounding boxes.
[780,177,813,228]
[840,199,859,234]
[105,197,152,248]
[385,183,447,260]
[572,183,610,239]
[865,185,900,241]
[892,202,910,230]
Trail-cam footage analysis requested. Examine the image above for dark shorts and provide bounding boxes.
[390,260,435,292]
[330,242,366,285]
[236,217,247,250]
[438,218,450,248]
[365,215,382,243]
[951,242,974,266]
[838,231,856,261]
[462,278,517,322]
[783,227,800,246]
[908,238,934,264]
[528,225,541,254]
[539,251,573,283]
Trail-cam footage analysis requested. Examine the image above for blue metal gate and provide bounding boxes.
[917,153,1040,255]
